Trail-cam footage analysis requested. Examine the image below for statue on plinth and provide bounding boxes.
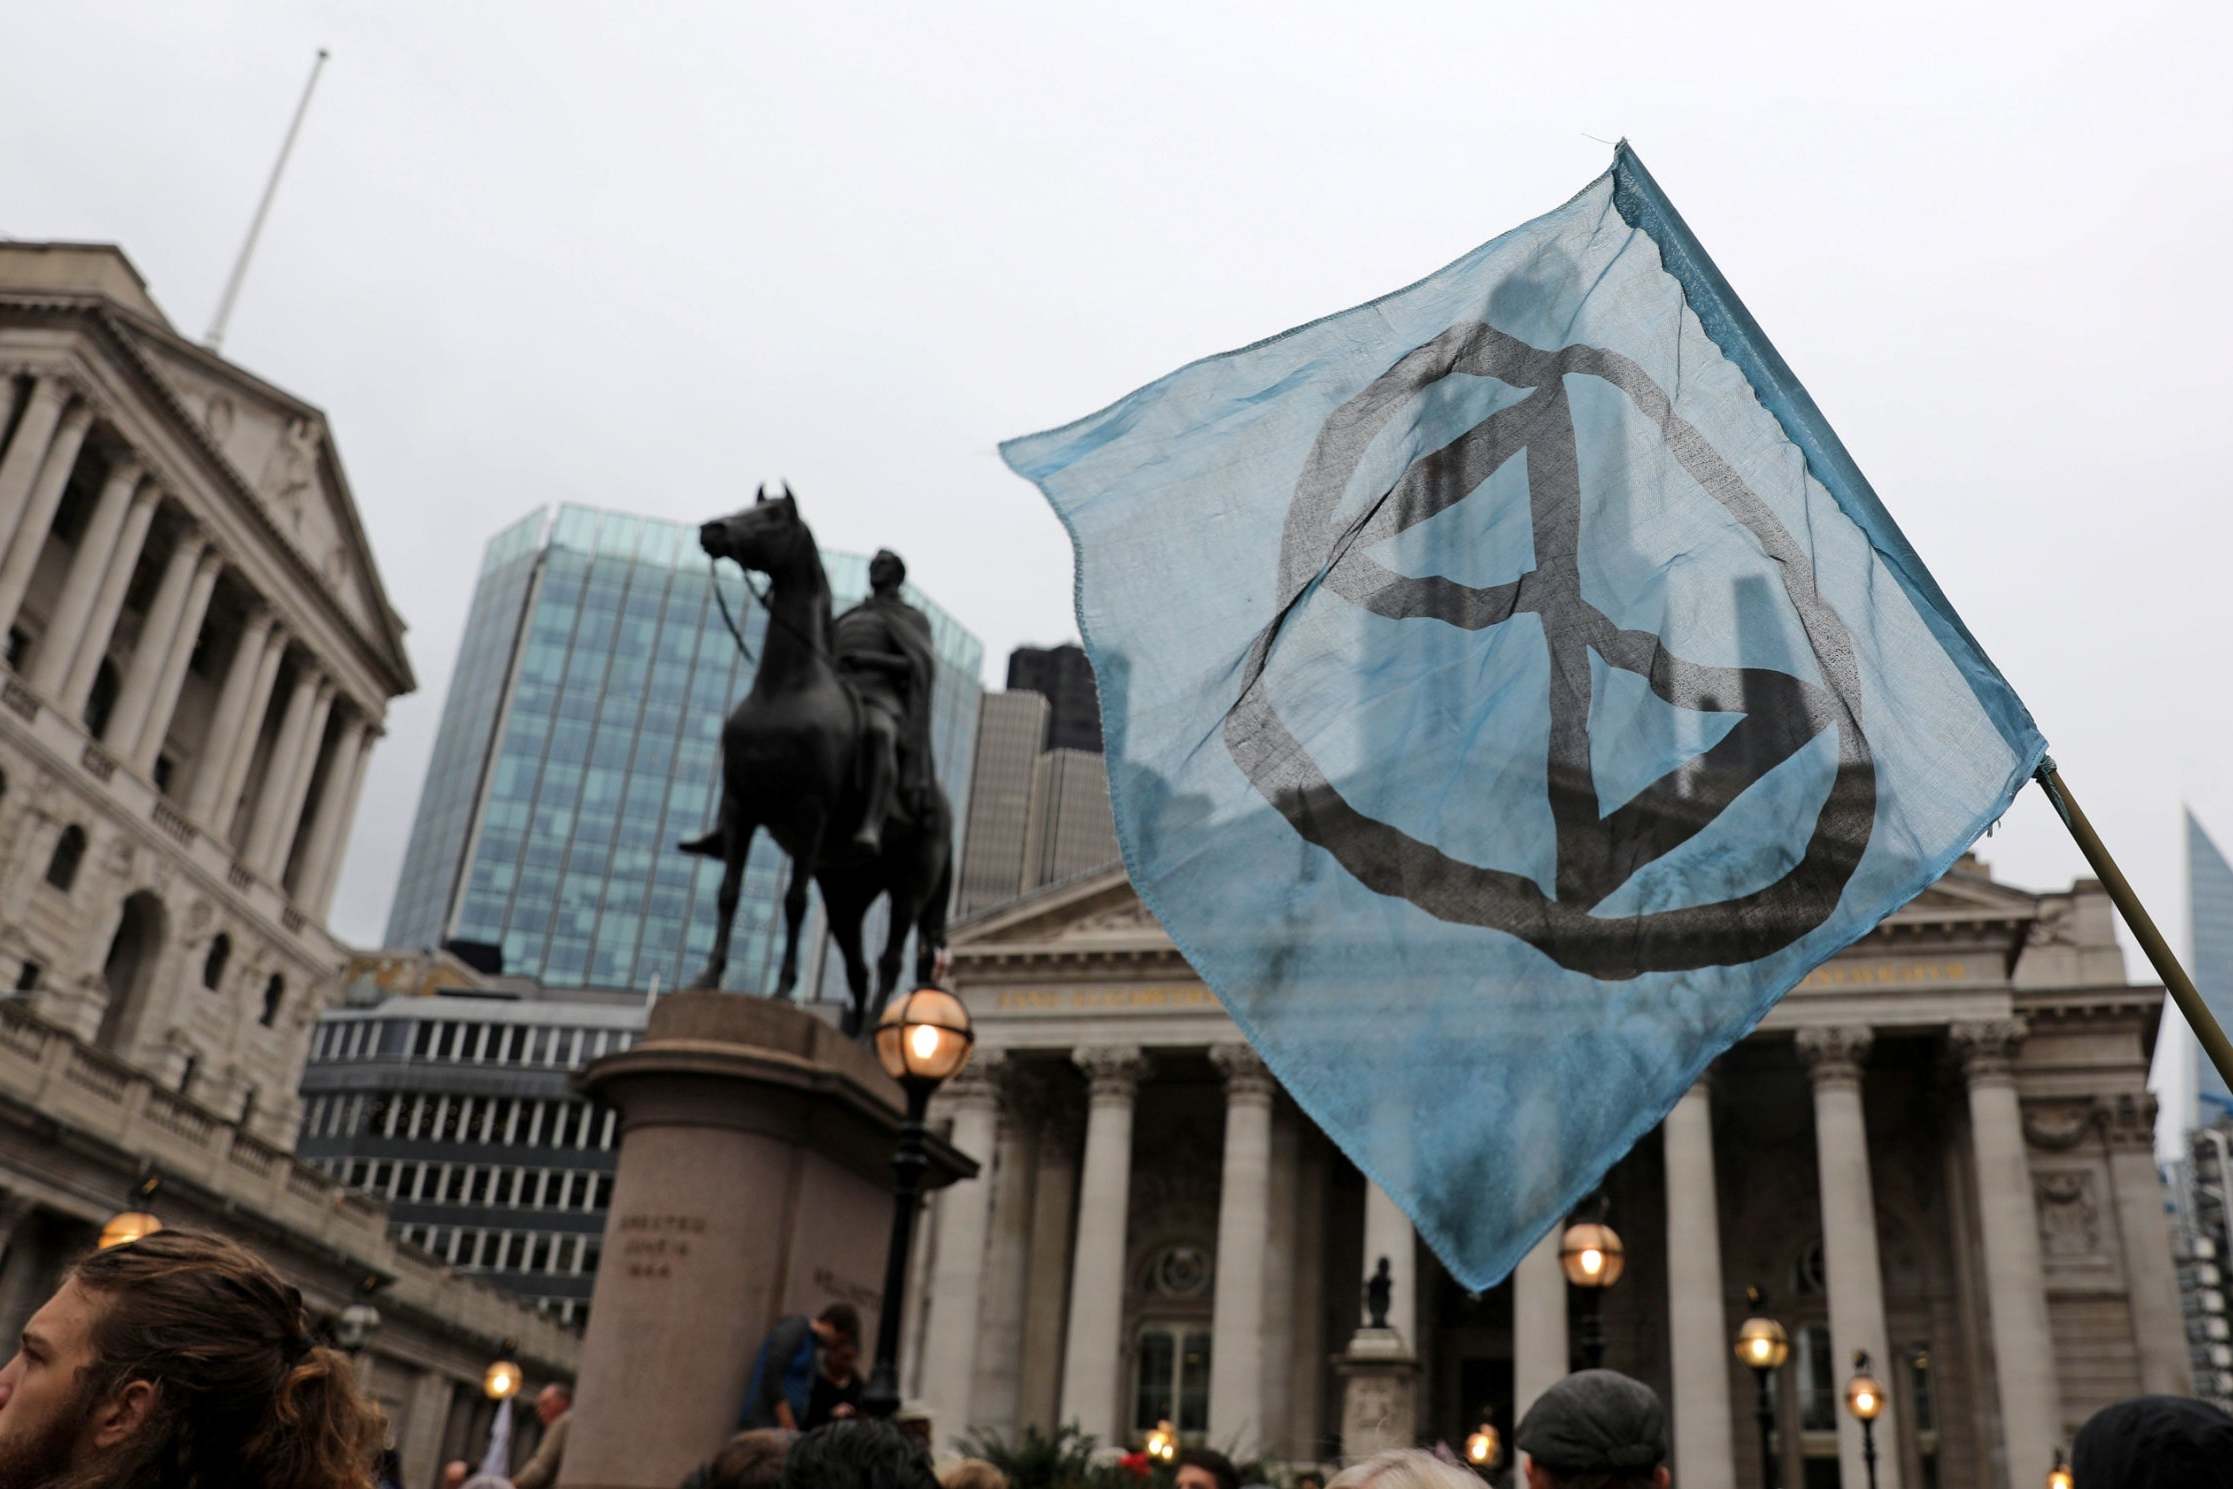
[1365,1255,1393,1330]
[679,487,954,1036]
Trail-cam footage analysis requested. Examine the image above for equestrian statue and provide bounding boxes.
[678,486,954,1037]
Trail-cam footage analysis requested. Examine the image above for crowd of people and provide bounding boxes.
[0,1229,2224,1489]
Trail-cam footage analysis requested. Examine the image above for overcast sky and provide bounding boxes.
[6,3,2228,1136]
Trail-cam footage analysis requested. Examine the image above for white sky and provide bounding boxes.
[6,2,2228,1145]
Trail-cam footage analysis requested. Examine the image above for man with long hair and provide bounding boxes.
[0,1229,386,1489]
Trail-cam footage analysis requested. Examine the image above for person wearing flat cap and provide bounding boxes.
[1514,1370,1671,1489]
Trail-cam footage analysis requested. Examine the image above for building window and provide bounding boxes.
[153,755,174,794]
[202,935,231,990]
[259,975,283,1027]
[240,1086,258,1127]
[1132,1324,1211,1439]
[178,1053,197,1097]
[14,960,40,992]
[83,660,119,739]
[1795,1324,1836,1433]
[44,826,86,893]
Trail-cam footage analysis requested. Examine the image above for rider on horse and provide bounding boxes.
[832,549,937,853]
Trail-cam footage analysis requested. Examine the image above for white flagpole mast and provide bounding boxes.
[204,47,330,352]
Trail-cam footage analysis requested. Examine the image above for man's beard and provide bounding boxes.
[0,1380,92,1489]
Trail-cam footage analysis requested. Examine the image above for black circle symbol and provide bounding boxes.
[1222,324,1877,978]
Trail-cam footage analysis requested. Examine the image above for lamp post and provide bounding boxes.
[1735,1286,1790,1489]
[2046,1447,2073,1489]
[1560,1215,1625,1369]
[101,1169,164,1250]
[1464,1409,1501,1477]
[861,985,975,1420]
[1844,1350,1886,1489]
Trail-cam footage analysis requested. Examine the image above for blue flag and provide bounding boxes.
[1000,145,2046,1289]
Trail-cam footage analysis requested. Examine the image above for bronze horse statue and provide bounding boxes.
[680,488,954,1036]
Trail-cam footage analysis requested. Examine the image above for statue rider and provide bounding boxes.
[832,549,937,853]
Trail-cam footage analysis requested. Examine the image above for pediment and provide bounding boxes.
[1886,852,2040,921]
[110,319,412,691]
[951,867,1172,951]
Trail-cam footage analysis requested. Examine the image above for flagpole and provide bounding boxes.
[2033,759,2233,1096]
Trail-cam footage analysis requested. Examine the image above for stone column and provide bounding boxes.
[398,1367,459,1489]
[1663,1077,1735,1489]
[1361,1181,1418,1350]
[1952,1020,2062,1476]
[1058,1045,1148,1447]
[186,614,279,826]
[261,678,334,877]
[2104,1093,2192,1394]
[1207,1043,1275,1458]
[1797,1026,1903,1489]
[57,484,158,715]
[0,378,71,556]
[0,406,96,639]
[971,1056,1040,1437]
[106,531,207,752]
[289,708,368,903]
[242,667,321,871]
[309,724,376,917]
[1018,1098,1082,1434]
[127,549,220,775]
[27,459,144,697]
[916,1063,998,1449]
[1513,1227,1568,1426]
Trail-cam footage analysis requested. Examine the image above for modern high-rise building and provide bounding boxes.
[1006,642,1101,754]
[1026,748,1118,888]
[2189,810,2233,1122]
[385,506,982,1001]
[957,691,1047,914]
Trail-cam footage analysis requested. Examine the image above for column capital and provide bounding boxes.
[937,1059,1001,1109]
[1795,1024,1874,1086]
[1210,1041,1277,1103]
[1073,1044,1148,1101]
[1949,1018,2027,1084]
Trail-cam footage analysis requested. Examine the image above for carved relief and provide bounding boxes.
[2022,1098,2103,1152]
[2106,1092,2158,1152]
[1075,898,1161,934]
[2035,1171,2102,1259]
[2025,901,2074,946]
[257,417,317,530]
[202,395,235,442]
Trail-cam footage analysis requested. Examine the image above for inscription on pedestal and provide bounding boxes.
[615,1211,707,1281]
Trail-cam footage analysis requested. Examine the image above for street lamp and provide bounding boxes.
[1145,1420,1179,1464]
[1560,1216,1625,1369]
[484,1350,523,1402]
[2046,1446,2073,1489]
[1464,1409,1501,1474]
[1844,1350,1886,1489]
[861,985,975,1420]
[101,1170,164,1250]
[1735,1286,1790,1489]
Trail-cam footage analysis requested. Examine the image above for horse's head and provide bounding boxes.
[701,484,809,575]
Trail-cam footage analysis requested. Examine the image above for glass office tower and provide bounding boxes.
[2191,810,2233,1121]
[385,505,983,999]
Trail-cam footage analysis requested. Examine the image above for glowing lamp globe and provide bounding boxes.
[99,1211,163,1250]
[874,987,974,1085]
[1735,1314,1790,1373]
[1559,1221,1626,1288]
[1145,1420,1178,1463]
[1845,1353,1886,1422]
[484,1359,522,1401]
[2046,1448,2073,1489]
[1465,1421,1501,1467]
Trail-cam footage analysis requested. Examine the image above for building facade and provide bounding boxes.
[1007,642,1101,754]
[297,963,642,1327]
[384,504,983,1001]
[2187,811,2233,1121]
[1025,749,1117,889]
[959,691,1049,915]
[2171,1119,2233,1411]
[0,244,573,1489]
[910,857,2188,1489]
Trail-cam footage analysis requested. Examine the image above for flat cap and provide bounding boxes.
[1515,1370,1669,1474]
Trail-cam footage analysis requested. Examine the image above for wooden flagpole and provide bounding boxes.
[2034,759,2233,1097]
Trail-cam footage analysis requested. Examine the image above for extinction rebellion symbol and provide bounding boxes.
[1222,324,1878,978]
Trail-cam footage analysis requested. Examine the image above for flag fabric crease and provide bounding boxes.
[1000,144,2046,1290]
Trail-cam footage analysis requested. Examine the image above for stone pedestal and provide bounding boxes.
[1334,1328,1419,1462]
[558,993,975,1489]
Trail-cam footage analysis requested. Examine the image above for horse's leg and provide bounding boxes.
[774,808,823,999]
[828,896,871,1038]
[915,840,954,988]
[872,899,910,1031]
[689,805,752,990]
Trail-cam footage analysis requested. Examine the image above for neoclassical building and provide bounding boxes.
[0,245,577,1489]
[0,241,408,1133]
[907,855,2187,1489]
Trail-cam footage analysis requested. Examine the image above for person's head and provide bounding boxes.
[441,1461,468,1489]
[704,1429,792,1489]
[534,1383,572,1426]
[1173,1446,1239,1489]
[0,1229,385,1489]
[1293,1472,1325,1489]
[1326,1454,1476,1489]
[868,550,906,596]
[811,1305,862,1379]
[1514,1370,1669,1489]
[936,1460,1006,1489]
[779,1420,936,1489]
[2072,1394,2233,1487]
